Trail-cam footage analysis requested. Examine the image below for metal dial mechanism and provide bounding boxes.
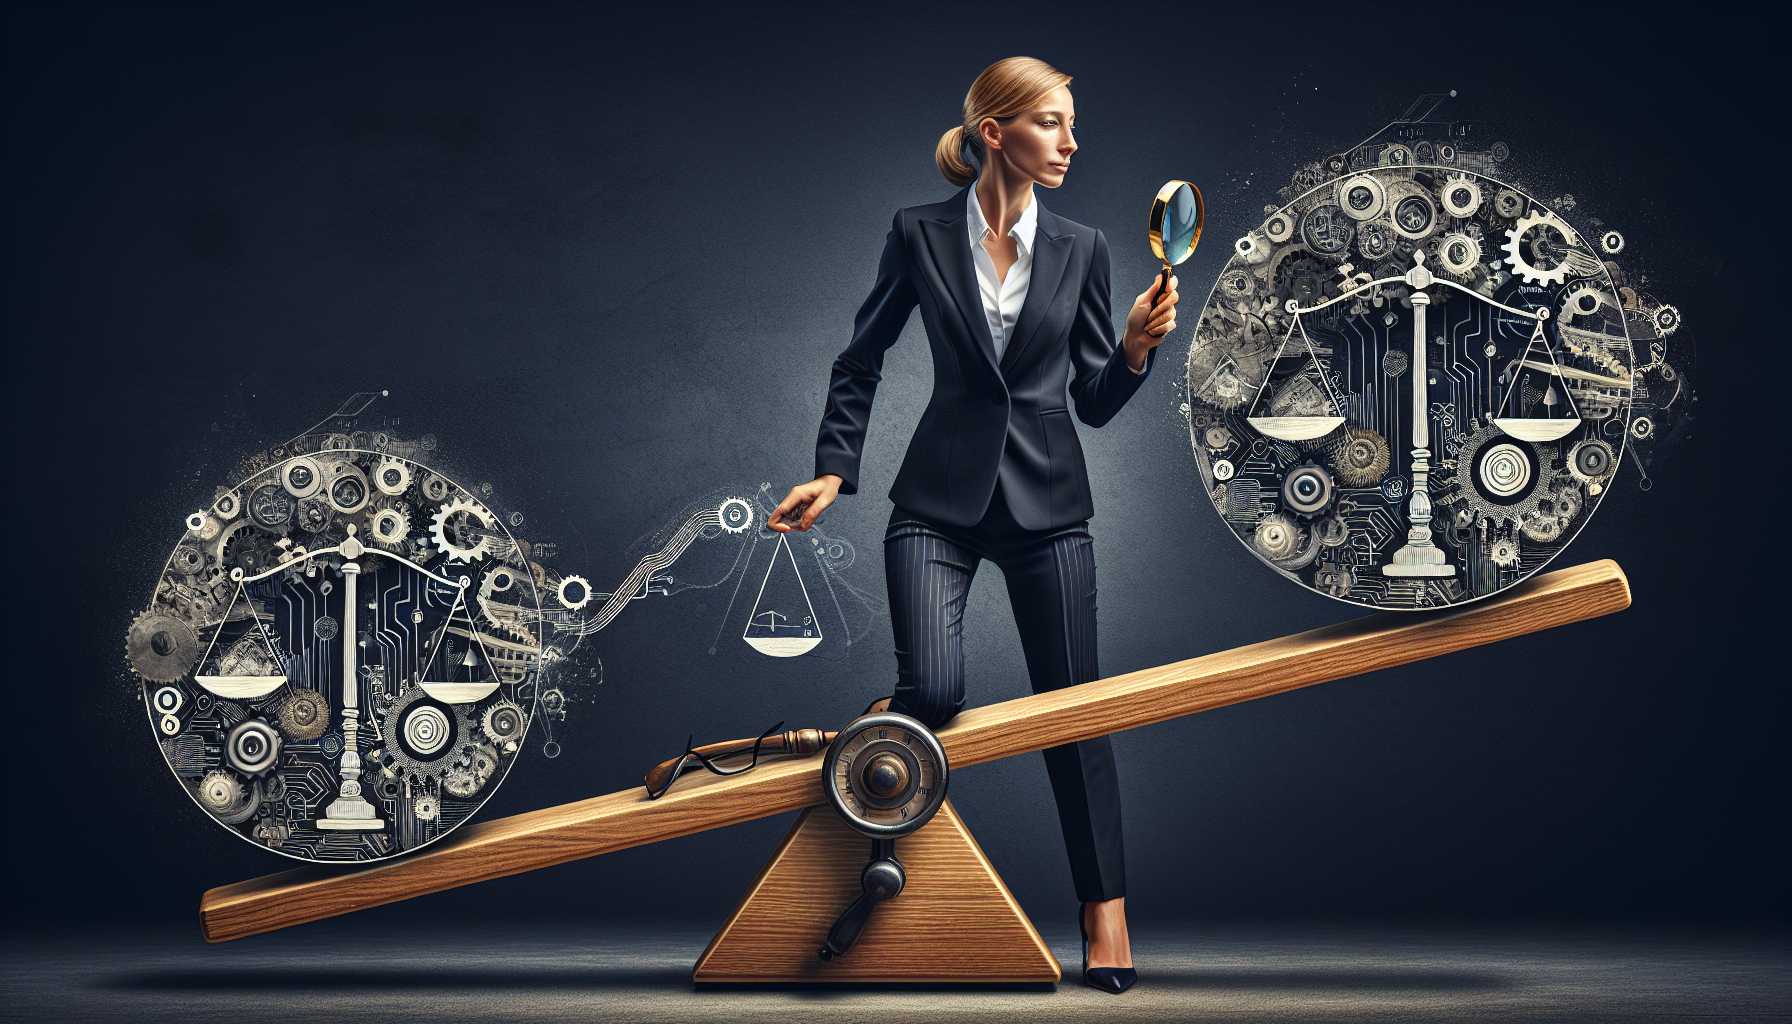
[821,712,948,837]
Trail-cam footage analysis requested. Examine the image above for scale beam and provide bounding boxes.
[201,559,1630,943]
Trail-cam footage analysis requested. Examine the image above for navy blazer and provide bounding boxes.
[813,186,1158,531]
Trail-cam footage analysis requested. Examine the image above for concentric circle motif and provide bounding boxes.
[1185,158,1633,609]
[127,438,547,862]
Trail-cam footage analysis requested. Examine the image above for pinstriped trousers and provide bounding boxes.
[883,481,1125,902]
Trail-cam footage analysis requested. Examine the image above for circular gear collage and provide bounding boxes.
[1185,141,1676,610]
[127,434,551,862]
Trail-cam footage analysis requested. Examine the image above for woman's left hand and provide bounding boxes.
[1122,273,1179,371]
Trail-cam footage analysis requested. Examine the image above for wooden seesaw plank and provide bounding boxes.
[202,558,1630,942]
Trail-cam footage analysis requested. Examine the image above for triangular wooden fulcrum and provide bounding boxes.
[693,799,1060,984]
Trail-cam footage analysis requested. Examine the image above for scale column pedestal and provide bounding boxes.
[319,532,385,831]
[1385,270,1455,579]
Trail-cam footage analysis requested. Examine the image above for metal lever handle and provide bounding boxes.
[818,840,903,960]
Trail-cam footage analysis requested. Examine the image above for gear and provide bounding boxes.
[1438,174,1483,218]
[295,496,334,533]
[412,793,441,822]
[246,482,296,533]
[1202,425,1233,450]
[1492,188,1527,220]
[1567,438,1616,485]
[1281,464,1336,517]
[1386,181,1439,241]
[225,719,282,776]
[278,689,329,741]
[1261,210,1296,243]
[1652,304,1681,336]
[429,497,499,562]
[1521,511,1566,543]
[213,489,242,520]
[442,766,482,798]
[481,699,527,746]
[716,497,754,534]
[368,501,412,550]
[1331,427,1391,487]
[1298,204,1354,256]
[1487,537,1520,567]
[1355,220,1399,262]
[196,770,259,825]
[1560,284,1613,324]
[170,545,205,576]
[373,457,413,496]
[1444,423,1555,525]
[1600,230,1625,254]
[280,456,324,499]
[128,611,201,682]
[1252,514,1304,560]
[1501,210,1582,287]
[324,461,372,515]
[419,471,451,503]
[1433,230,1483,280]
[376,687,477,781]
[556,574,592,611]
[1336,174,1387,221]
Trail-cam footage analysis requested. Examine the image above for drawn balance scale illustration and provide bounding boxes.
[743,533,823,657]
[1248,249,1574,578]
[208,523,489,831]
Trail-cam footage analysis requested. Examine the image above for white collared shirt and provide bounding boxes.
[966,185,1037,360]
[967,185,1149,375]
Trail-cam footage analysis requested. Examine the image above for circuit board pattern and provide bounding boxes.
[1183,130,1679,610]
[128,433,550,862]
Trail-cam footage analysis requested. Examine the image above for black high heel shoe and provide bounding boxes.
[1078,902,1137,994]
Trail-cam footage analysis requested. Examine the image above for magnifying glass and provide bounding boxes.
[1148,179,1204,303]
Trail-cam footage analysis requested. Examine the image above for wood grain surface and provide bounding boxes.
[202,559,1630,942]
[692,799,1059,983]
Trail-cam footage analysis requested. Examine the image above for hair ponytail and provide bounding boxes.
[933,57,1072,186]
[934,124,977,187]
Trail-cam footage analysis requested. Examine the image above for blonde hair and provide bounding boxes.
[934,56,1072,187]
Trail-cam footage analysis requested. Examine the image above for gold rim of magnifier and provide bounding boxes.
[1148,179,1205,265]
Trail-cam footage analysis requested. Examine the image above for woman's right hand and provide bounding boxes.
[767,474,844,533]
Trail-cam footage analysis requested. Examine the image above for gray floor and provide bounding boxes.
[4,922,1788,1022]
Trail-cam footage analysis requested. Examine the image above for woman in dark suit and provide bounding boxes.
[768,56,1178,993]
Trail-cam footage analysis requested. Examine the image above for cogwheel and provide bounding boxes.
[1487,537,1520,567]
[323,461,372,515]
[1261,210,1296,243]
[1520,512,1567,543]
[716,497,755,534]
[1281,464,1336,517]
[1445,423,1556,524]
[128,611,201,682]
[280,456,325,499]
[1336,174,1386,221]
[1492,188,1527,220]
[1202,425,1233,450]
[295,496,334,533]
[1560,284,1614,324]
[195,770,259,825]
[1599,230,1625,254]
[1438,174,1483,218]
[170,544,205,576]
[367,501,413,550]
[377,687,477,781]
[556,574,592,611]
[1567,438,1616,486]
[1433,231,1483,281]
[429,496,498,562]
[1217,267,1261,304]
[372,456,413,496]
[1652,304,1681,336]
[1501,210,1582,287]
[481,699,527,746]
[224,719,283,776]
[412,793,441,822]
[212,489,242,520]
[277,689,329,741]
[1330,427,1391,487]
[1252,514,1305,561]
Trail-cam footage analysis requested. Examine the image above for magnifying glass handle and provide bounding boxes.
[1154,264,1172,304]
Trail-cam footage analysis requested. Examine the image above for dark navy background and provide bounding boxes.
[8,3,1780,936]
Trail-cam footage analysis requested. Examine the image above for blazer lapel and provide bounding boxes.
[999,208,1072,374]
[918,191,1001,374]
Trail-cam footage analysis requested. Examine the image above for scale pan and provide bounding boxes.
[195,674,288,700]
[743,636,823,658]
[1492,417,1580,443]
[1247,416,1345,442]
[419,681,502,704]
